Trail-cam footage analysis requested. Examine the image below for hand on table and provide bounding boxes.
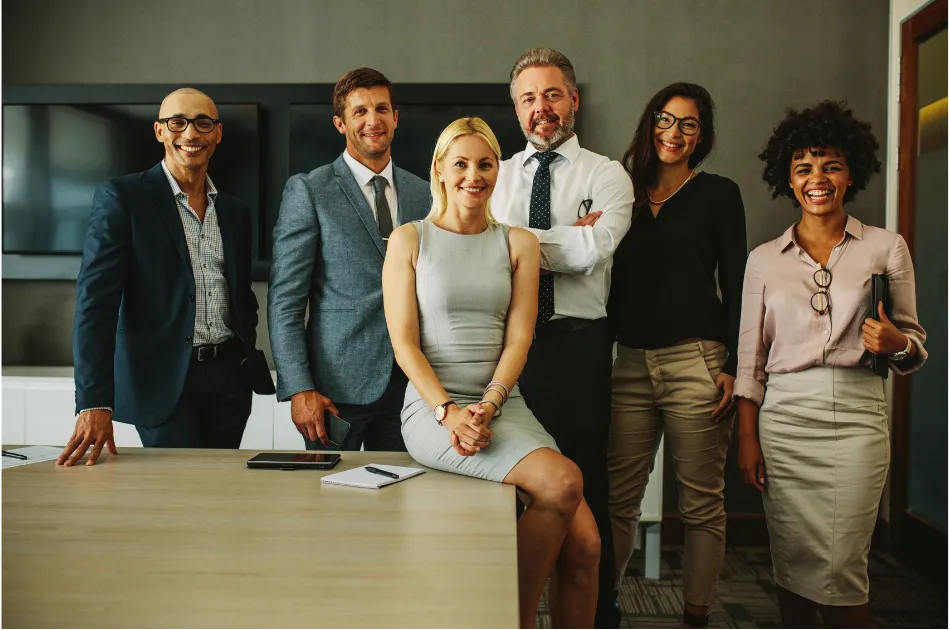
[291,389,340,447]
[57,409,118,467]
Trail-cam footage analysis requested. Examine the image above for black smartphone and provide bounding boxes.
[246,452,342,470]
[326,414,352,448]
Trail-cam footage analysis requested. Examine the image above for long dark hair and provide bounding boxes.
[622,82,716,207]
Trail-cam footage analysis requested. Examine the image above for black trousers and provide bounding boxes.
[136,344,252,448]
[519,319,618,627]
[304,365,408,452]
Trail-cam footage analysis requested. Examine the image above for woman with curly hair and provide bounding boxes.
[735,101,927,627]
[607,83,747,628]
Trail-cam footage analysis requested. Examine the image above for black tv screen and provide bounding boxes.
[2,103,260,256]
[288,103,527,180]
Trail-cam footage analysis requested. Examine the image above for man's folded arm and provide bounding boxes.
[530,162,634,275]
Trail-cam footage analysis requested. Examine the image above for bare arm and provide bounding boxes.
[479,228,540,413]
[382,224,491,453]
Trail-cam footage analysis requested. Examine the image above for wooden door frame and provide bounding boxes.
[892,0,947,583]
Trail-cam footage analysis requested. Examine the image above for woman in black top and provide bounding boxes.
[605,83,747,628]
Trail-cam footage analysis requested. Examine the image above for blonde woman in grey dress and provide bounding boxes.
[383,117,601,629]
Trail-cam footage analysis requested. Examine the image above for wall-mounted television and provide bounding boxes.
[1,84,539,280]
[2,103,260,256]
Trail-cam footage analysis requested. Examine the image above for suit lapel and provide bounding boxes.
[147,163,193,279]
[392,167,420,227]
[333,156,386,258]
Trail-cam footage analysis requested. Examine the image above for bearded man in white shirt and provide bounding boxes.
[492,47,634,629]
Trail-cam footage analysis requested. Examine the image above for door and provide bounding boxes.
[893,0,947,584]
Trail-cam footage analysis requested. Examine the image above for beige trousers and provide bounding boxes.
[608,341,733,607]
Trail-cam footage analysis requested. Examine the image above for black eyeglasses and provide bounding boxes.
[157,116,220,133]
[577,199,593,218]
[811,267,832,315]
[654,110,701,136]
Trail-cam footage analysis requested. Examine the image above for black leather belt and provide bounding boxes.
[190,337,240,362]
[534,317,603,341]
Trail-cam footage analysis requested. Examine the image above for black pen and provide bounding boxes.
[2,450,27,460]
[365,466,399,480]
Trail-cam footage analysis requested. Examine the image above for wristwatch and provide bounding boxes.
[890,337,914,362]
[433,400,457,425]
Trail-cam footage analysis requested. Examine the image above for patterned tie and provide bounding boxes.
[529,151,559,324]
[372,176,393,241]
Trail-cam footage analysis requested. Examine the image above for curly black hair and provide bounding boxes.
[759,100,881,206]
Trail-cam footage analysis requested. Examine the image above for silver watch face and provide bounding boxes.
[435,405,447,422]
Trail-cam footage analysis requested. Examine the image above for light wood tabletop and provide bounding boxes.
[2,448,519,628]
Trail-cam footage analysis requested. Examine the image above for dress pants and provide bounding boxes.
[304,365,408,452]
[519,319,617,628]
[608,341,732,607]
[136,341,252,448]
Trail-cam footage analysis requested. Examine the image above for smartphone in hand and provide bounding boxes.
[326,414,352,449]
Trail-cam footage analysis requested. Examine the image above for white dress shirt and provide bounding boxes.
[492,135,634,320]
[342,150,398,225]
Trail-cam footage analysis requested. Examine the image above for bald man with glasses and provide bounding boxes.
[60,87,272,466]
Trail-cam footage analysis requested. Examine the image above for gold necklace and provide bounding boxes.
[648,171,695,205]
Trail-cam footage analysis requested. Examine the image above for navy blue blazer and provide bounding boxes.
[73,162,259,428]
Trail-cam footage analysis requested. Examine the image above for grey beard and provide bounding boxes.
[524,107,575,152]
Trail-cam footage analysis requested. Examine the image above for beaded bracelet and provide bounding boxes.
[483,385,508,405]
[478,399,502,418]
[487,380,510,400]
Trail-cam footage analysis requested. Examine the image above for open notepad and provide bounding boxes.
[321,464,425,489]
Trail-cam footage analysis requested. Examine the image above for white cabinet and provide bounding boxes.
[2,381,26,444]
[1,368,273,449]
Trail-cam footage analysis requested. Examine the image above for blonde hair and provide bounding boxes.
[427,117,502,223]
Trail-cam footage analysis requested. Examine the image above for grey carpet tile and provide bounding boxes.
[534,546,946,629]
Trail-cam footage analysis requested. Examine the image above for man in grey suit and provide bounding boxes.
[268,68,430,451]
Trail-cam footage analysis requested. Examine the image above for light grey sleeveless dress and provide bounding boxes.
[401,220,559,482]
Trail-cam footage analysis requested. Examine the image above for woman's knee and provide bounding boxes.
[534,457,584,516]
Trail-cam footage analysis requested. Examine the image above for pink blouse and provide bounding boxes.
[735,215,927,406]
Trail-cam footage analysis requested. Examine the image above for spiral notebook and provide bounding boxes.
[321,464,426,489]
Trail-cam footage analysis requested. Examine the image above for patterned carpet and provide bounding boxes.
[536,546,947,628]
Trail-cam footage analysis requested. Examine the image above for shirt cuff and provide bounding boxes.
[733,376,764,407]
[890,337,928,376]
[78,407,113,415]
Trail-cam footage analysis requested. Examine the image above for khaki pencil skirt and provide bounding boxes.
[759,366,888,606]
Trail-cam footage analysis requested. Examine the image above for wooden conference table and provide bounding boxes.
[2,448,519,628]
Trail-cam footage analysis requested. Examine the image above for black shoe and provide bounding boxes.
[594,592,621,628]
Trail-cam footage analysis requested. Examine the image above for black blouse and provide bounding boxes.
[607,172,747,375]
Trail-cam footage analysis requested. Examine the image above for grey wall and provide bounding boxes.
[2,0,890,367]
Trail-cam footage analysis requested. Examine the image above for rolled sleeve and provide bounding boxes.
[734,249,768,406]
[886,235,927,375]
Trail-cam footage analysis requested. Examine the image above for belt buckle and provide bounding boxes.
[196,345,217,362]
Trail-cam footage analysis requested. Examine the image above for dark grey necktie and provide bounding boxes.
[529,151,559,324]
[372,176,393,240]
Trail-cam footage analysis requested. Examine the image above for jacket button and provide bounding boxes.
[186,337,192,344]
[190,294,195,302]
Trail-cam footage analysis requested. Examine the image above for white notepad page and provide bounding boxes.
[321,463,425,489]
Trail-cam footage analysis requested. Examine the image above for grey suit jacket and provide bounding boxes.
[268,154,430,404]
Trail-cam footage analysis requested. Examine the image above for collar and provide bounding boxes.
[161,159,217,201]
[521,133,581,167]
[779,214,864,253]
[342,150,394,189]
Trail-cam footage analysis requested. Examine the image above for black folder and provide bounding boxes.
[867,274,890,379]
